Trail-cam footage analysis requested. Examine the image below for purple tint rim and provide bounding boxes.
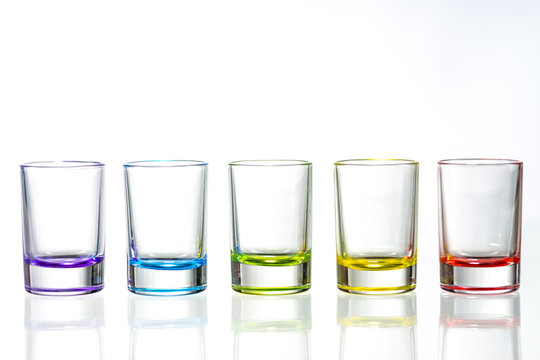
[24,256,104,268]
[438,158,522,166]
[21,161,104,168]
[124,160,208,167]
[25,284,104,294]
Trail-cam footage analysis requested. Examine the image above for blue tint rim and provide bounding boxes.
[129,257,207,270]
[21,161,104,168]
[124,160,208,167]
[128,285,207,296]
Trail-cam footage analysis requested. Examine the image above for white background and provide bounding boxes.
[1,0,539,358]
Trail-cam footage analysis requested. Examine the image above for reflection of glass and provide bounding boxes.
[439,292,520,359]
[129,294,207,359]
[338,292,417,360]
[25,294,104,360]
[232,294,311,360]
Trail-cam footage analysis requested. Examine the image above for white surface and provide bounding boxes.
[1,0,539,358]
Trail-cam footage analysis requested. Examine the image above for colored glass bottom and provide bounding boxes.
[24,255,104,268]
[128,256,207,296]
[129,256,207,270]
[231,251,311,295]
[440,255,519,267]
[337,255,416,271]
[231,284,310,295]
[338,283,416,294]
[231,251,311,266]
[24,256,104,296]
[337,256,416,294]
[128,284,207,296]
[440,259,519,294]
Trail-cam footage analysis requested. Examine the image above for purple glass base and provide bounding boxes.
[25,284,104,296]
[24,256,104,296]
[24,255,104,268]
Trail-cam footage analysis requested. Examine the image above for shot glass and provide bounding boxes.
[439,293,520,359]
[124,160,207,295]
[334,159,418,294]
[229,160,312,295]
[21,161,105,295]
[438,159,522,294]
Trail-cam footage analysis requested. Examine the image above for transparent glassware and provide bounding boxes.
[438,159,522,294]
[124,160,208,295]
[232,294,311,360]
[229,160,312,295]
[25,294,104,360]
[334,159,419,294]
[129,294,207,359]
[338,292,417,360]
[21,161,105,295]
[439,293,520,359]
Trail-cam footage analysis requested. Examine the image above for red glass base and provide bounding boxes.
[440,260,519,294]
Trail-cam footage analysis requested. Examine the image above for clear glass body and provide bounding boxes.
[338,293,416,360]
[124,160,207,295]
[229,160,312,294]
[21,161,105,295]
[439,293,520,359]
[438,159,522,294]
[232,294,311,360]
[334,159,418,294]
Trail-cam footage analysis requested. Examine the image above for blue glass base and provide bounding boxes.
[128,285,207,296]
[127,258,207,296]
[129,257,206,270]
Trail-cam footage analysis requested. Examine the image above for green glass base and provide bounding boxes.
[232,284,310,295]
[231,253,311,295]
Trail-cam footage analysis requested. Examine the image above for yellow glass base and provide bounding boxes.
[337,258,416,295]
[338,283,416,294]
[337,256,416,271]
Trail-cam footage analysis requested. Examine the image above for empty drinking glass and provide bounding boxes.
[229,160,312,295]
[438,159,522,294]
[21,161,105,295]
[334,159,418,294]
[124,160,207,295]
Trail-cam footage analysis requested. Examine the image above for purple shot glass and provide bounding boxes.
[21,161,105,295]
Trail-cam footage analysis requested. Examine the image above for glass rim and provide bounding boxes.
[438,158,523,166]
[229,159,312,167]
[21,161,104,168]
[124,160,208,167]
[334,159,418,166]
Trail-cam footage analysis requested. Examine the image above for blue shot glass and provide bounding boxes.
[124,160,208,295]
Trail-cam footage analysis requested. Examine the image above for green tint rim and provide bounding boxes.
[231,251,312,266]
